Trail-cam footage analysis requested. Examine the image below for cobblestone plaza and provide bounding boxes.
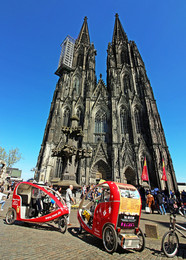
[0,199,185,259]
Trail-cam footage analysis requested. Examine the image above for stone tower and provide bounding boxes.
[36,15,177,191]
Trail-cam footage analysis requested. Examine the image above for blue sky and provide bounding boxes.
[0,0,186,182]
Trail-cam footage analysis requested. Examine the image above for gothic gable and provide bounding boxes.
[91,80,108,112]
[75,96,84,108]
[61,98,72,109]
[119,139,134,168]
[92,94,108,113]
[138,136,148,154]
[124,154,134,168]
[121,139,133,156]
[122,151,134,169]
[118,94,128,109]
[72,67,82,78]
[132,94,142,110]
[92,79,108,98]
[90,141,109,169]
[137,137,151,163]
[120,65,130,77]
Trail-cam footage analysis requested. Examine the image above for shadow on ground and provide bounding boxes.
[68,226,145,256]
[3,218,63,233]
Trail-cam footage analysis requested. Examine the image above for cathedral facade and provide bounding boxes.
[36,14,177,191]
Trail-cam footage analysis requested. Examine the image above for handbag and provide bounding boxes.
[145,206,151,213]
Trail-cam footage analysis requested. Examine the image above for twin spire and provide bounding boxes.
[76,16,90,46]
[112,13,128,45]
[76,14,127,46]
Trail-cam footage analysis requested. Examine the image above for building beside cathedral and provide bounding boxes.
[36,14,177,191]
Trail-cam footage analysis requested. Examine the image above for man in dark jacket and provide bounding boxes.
[157,191,166,215]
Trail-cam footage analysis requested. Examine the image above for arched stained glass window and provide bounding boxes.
[121,49,130,65]
[73,77,80,94]
[120,108,128,134]
[95,110,107,142]
[134,109,141,133]
[136,74,144,98]
[124,75,131,93]
[121,50,125,64]
[63,108,70,127]
[77,54,83,67]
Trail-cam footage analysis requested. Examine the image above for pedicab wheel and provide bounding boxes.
[135,227,145,252]
[58,216,67,234]
[6,208,16,225]
[102,224,118,253]
[162,231,179,258]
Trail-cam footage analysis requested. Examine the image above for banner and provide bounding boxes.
[141,157,149,181]
[161,159,167,181]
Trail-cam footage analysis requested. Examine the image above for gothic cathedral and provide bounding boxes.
[36,14,177,191]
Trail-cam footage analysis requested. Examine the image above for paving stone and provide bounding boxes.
[0,200,185,259]
[145,223,159,238]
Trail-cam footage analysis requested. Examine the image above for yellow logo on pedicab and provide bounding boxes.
[16,207,20,213]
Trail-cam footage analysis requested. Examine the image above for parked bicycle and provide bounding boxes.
[161,212,186,258]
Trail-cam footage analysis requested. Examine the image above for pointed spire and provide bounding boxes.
[112,13,128,45]
[76,16,90,46]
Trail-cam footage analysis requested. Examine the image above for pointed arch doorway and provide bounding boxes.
[92,160,111,184]
[124,166,136,185]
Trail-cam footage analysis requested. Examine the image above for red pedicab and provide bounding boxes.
[77,181,145,253]
[5,181,69,233]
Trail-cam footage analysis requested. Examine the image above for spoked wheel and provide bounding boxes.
[6,208,16,225]
[102,224,118,253]
[58,216,67,234]
[162,231,179,258]
[135,227,145,252]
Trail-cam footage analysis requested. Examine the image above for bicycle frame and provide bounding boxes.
[169,214,186,239]
[161,213,185,258]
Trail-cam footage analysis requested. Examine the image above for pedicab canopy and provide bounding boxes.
[116,183,141,215]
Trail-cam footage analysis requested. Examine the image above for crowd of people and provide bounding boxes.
[79,184,185,217]
[1,179,186,218]
[138,186,186,216]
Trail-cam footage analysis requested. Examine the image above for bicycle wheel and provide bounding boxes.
[162,230,179,258]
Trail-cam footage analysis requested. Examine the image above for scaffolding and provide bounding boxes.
[58,35,75,69]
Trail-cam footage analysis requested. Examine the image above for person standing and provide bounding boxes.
[146,191,155,213]
[65,185,75,226]
[80,185,87,199]
[157,191,166,215]
[139,186,146,209]
[0,188,7,211]
[55,187,62,200]
[7,186,12,199]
